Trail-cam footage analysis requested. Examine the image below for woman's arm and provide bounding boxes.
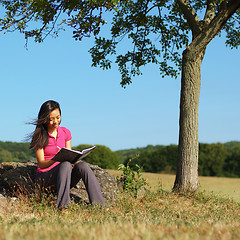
[36,148,55,169]
[36,140,72,169]
[65,140,72,150]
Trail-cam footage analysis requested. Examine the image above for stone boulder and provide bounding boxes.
[0,162,118,203]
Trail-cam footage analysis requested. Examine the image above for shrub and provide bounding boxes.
[117,156,147,197]
[73,144,120,169]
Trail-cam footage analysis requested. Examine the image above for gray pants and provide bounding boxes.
[36,161,106,209]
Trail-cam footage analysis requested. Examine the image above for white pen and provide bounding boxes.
[57,146,61,150]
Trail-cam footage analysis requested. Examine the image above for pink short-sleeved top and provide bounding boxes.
[37,126,72,173]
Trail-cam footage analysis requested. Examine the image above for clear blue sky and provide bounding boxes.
[0,27,239,151]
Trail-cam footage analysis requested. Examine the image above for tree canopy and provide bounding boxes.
[1,1,239,85]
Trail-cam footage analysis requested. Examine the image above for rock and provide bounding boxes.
[0,162,36,193]
[70,164,119,203]
[0,162,118,203]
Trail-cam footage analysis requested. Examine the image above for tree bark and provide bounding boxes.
[173,46,205,193]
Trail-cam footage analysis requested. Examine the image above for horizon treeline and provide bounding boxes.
[0,141,239,178]
[116,141,240,178]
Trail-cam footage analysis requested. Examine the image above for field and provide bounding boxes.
[107,170,240,202]
[0,171,239,240]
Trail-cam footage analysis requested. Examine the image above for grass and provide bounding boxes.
[108,170,240,202]
[0,171,239,240]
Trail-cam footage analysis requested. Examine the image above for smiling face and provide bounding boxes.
[47,108,61,133]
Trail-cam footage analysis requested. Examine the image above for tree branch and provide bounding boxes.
[187,0,240,60]
[0,11,32,31]
[203,0,217,25]
[176,0,201,36]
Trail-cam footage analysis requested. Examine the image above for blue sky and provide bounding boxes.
[0,25,239,151]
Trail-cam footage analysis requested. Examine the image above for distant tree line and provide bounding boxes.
[1,141,239,177]
[116,142,240,178]
[0,141,35,163]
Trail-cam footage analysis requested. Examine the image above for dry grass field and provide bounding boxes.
[0,170,239,240]
[107,169,240,202]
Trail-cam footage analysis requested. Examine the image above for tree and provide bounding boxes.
[224,145,240,177]
[0,149,13,162]
[1,0,240,193]
[198,143,227,176]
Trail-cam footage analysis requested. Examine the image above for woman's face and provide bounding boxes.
[47,108,61,132]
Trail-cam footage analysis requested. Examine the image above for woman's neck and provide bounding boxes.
[48,128,58,139]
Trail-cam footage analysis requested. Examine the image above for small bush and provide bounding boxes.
[117,156,147,197]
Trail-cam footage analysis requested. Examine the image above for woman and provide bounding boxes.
[30,100,106,209]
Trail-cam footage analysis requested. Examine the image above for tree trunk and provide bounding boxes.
[173,47,205,193]
[173,0,240,194]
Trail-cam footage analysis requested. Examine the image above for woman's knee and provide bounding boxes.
[59,161,72,173]
[75,161,91,172]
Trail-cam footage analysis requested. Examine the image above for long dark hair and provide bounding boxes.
[29,100,61,150]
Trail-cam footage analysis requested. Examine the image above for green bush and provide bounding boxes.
[73,144,120,169]
[117,156,147,197]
